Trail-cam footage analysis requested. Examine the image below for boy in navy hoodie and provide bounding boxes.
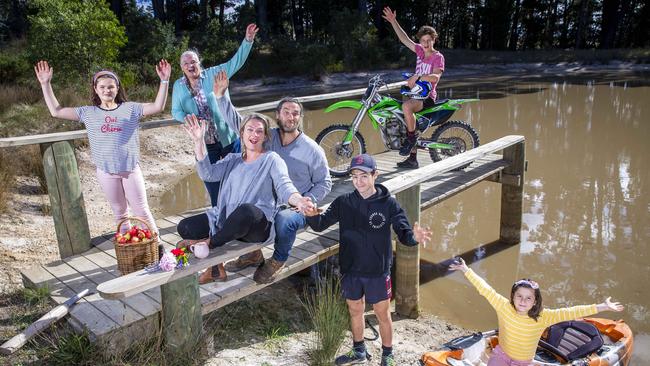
[306,154,432,366]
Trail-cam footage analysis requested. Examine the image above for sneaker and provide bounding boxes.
[399,135,418,156]
[334,349,368,365]
[396,156,419,169]
[253,258,285,284]
[224,249,264,272]
[380,353,396,366]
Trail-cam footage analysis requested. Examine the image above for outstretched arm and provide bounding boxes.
[34,61,79,121]
[382,7,416,52]
[142,59,171,116]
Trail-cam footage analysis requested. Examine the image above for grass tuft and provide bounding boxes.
[301,275,349,366]
[22,284,51,306]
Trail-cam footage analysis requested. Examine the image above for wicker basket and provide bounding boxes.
[114,217,159,275]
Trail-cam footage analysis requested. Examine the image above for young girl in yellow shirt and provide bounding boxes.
[449,258,624,366]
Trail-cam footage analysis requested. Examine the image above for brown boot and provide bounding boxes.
[198,263,227,284]
[224,249,264,272]
[253,258,285,284]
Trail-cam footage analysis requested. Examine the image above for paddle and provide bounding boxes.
[0,288,91,355]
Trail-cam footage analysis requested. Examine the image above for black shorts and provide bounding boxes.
[341,273,392,305]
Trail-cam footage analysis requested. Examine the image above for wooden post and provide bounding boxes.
[499,141,526,244]
[41,141,91,258]
[160,275,202,352]
[394,184,421,319]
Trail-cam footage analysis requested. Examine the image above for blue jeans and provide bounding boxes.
[204,139,240,207]
[273,208,307,262]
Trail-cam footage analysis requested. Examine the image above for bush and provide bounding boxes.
[302,276,349,365]
[27,0,127,83]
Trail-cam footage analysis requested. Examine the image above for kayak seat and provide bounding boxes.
[539,320,604,361]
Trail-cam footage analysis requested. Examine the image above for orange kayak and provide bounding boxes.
[421,318,633,366]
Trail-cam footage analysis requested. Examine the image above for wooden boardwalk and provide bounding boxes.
[20,149,509,350]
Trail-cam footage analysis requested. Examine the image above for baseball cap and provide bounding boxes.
[350,154,376,173]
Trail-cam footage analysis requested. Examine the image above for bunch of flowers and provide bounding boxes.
[145,248,190,273]
[171,247,190,269]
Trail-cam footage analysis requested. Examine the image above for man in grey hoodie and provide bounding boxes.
[213,71,332,283]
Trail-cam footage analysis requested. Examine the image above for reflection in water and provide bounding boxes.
[159,77,649,362]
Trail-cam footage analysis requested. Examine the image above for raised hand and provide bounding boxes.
[156,59,171,81]
[413,222,432,248]
[245,23,259,42]
[34,60,53,84]
[448,257,469,273]
[213,70,229,97]
[602,297,625,312]
[182,114,206,142]
[382,7,397,24]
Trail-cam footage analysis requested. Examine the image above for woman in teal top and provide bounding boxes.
[171,23,258,206]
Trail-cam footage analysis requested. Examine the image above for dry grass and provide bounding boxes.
[0,150,14,213]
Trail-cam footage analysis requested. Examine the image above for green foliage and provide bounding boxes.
[22,284,50,305]
[302,277,349,366]
[45,332,98,366]
[27,0,126,83]
[328,9,384,71]
[0,48,31,84]
[190,17,239,68]
[121,3,187,83]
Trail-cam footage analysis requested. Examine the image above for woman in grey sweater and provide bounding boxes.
[177,112,314,284]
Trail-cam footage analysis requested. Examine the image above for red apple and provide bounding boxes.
[144,230,152,239]
[117,237,127,244]
[129,227,138,237]
[138,231,146,239]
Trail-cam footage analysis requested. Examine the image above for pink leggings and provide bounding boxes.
[488,346,533,366]
[96,165,158,234]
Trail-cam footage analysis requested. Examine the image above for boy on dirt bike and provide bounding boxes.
[382,6,445,169]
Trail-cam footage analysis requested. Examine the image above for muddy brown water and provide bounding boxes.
[159,74,650,363]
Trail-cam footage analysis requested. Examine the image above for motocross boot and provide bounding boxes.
[397,153,419,169]
[399,131,418,156]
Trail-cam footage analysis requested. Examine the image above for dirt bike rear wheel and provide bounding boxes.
[428,121,480,170]
[315,124,367,177]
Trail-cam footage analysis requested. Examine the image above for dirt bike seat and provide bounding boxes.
[433,99,449,107]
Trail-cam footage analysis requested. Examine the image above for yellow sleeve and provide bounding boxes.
[464,269,509,312]
[541,304,598,326]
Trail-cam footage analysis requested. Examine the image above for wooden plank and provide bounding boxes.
[42,260,145,328]
[381,135,524,195]
[0,81,405,148]
[97,240,272,299]
[41,141,91,258]
[82,247,162,304]
[65,254,160,317]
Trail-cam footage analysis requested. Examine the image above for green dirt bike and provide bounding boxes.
[315,74,480,177]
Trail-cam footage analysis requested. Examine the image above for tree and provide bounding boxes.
[28,0,126,80]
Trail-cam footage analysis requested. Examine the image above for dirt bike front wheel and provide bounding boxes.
[315,124,367,177]
[428,121,480,170]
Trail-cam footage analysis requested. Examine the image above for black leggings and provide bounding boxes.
[177,204,271,248]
